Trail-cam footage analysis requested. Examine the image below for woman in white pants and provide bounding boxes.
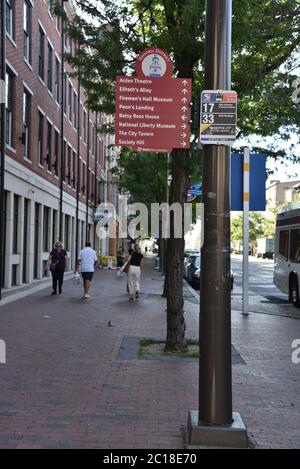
[127,248,144,301]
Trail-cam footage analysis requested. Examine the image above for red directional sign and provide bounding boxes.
[115,48,192,153]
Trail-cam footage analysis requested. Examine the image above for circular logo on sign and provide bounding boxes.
[136,48,173,79]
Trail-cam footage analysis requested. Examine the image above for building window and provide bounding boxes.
[73,91,77,128]
[52,210,57,248]
[54,130,59,176]
[55,57,60,103]
[64,215,69,251]
[23,1,31,63]
[68,82,72,121]
[6,0,14,38]
[38,111,44,166]
[23,89,30,159]
[5,70,13,147]
[46,122,52,171]
[47,43,53,92]
[83,110,87,143]
[43,207,49,252]
[67,145,71,185]
[63,72,67,113]
[39,26,45,80]
[13,194,19,254]
[72,151,76,189]
[82,163,86,194]
[63,141,66,181]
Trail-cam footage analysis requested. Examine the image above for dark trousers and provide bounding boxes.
[51,270,64,293]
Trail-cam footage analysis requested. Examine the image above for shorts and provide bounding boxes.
[82,272,94,281]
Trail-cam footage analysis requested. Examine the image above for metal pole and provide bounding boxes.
[86,110,90,241]
[75,66,80,270]
[243,148,250,316]
[59,1,65,242]
[199,0,233,425]
[0,0,6,300]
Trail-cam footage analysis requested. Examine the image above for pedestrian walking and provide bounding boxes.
[127,246,144,301]
[47,241,68,295]
[77,242,97,299]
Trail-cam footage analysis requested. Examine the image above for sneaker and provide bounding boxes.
[129,296,135,301]
[84,294,90,299]
[135,292,139,299]
[51,291,57,295]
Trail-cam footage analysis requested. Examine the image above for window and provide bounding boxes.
[279,230,289,260]
[82,163,86,194]
[52,210,57,248]
[5,70,13,147]
[72,151,76,189]
[63,72,67,113]
[73,91,77,128]
[290,229,300,262]
[43,207,50,252]
[68,82,72,121]
[54,130,59,176]
[47,43,53,92]
[13,194,19,254]
[39,26,45,80]
[83,110,87,143]
[55,58,60,103]
[38,111,44,166]
[63,141,66,181]
[6,0,14,38]
[64,215,69,251]
[46,122,52,171]
[23,1,31,63]
[67,145,71,185]
[23,89,30,159]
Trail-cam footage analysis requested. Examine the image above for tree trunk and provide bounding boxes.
[165,148,189,352]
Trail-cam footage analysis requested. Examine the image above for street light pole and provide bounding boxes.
[187,0,247,448]
[0,0,6,300]
[199,0,233,425]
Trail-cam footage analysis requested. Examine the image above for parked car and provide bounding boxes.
[184,252,200,279]
[193,267,234,291]
[186,255,201,287]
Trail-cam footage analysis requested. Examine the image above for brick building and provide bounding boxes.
[0,0,118,291]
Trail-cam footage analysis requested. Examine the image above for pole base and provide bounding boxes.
[185,410,248,448]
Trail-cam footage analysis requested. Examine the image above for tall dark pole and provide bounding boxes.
[85,110,90,241]
[0,0,6,300]
[93,112,98,246]
[199,0,232,425]
[59,1,65,242]
[75,66,80,270]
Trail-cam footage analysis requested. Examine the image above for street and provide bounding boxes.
[231,255,287,303]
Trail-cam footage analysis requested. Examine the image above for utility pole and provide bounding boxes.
[59,0,66,242]
[187,0,247,447]
[0,0,6,300]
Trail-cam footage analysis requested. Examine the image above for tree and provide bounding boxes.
[56,0,300,351]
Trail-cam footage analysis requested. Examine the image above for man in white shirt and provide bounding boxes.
[77,242,97,298]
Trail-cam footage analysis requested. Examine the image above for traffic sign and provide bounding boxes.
[115,49,192,153]
[200,90,237,145]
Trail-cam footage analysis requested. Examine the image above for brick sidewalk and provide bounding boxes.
[0,256,299,448]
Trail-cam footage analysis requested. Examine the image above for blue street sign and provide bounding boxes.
[187,153,266,210]
[231,153,266,211]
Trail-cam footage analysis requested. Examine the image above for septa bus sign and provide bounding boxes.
[200,90,237,145]
[115,48,192,153]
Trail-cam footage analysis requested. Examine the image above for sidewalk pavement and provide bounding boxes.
[0,256,299,449]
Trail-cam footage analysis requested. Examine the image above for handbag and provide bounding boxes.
[123,261,130,274]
